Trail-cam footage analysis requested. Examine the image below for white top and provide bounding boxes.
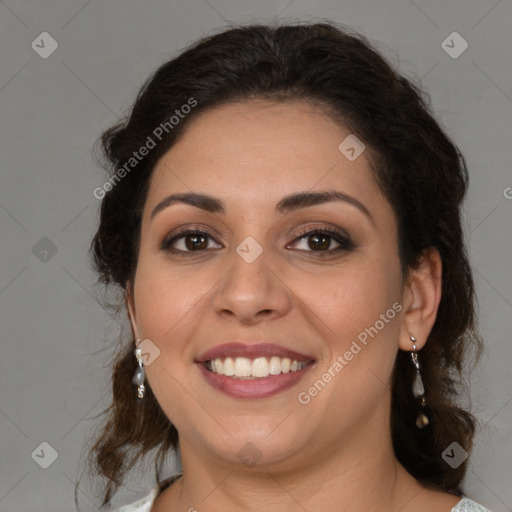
[112,477,493,512]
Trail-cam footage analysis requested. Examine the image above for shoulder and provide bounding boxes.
[452,497,493,512]
[109,474,181,512]
[109,487,158,512]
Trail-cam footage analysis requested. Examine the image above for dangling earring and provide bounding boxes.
[132,340,145,400]
[410,336,429,429]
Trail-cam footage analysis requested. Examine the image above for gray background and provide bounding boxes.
[1,1,511,511]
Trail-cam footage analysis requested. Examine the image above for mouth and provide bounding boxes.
[202,356,312,378]
[195,343,316,398]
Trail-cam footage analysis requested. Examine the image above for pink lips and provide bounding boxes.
[196,342,313,363]
[195,342,315,399]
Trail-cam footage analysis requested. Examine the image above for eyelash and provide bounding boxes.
[160,226,354,257]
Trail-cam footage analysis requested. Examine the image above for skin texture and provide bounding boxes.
[126,100,458,511]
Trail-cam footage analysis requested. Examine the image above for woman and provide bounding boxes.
[86,22,491,512]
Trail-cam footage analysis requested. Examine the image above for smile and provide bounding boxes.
[195,343,316,399]
[204,356,310,378]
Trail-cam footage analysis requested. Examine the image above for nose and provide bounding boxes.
[211,247,292,326]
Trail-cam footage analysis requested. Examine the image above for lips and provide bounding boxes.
[195,342,316,399]
[196,342,314,363]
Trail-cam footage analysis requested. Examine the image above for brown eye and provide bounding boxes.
[307,233,331,251]
[161,230,222,253]
[184,233,208,251]
[289,228,354,254]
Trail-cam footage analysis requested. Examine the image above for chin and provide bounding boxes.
[196,420,313,470]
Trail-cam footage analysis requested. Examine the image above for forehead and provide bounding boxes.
[145,100,385,213]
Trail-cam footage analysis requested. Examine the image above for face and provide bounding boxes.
[127,100,408,471]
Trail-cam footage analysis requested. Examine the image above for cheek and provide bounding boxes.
[296,260,403,405]
[292,257,402,341]
[133,257,209,339]
[295,264,402,425]
[132,266,199,421]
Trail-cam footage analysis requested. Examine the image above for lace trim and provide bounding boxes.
[452,497,492,512]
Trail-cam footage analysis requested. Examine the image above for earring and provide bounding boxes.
[132,340,145,400]
[410,336,429,429]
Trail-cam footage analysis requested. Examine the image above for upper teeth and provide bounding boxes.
[208,356,308,378]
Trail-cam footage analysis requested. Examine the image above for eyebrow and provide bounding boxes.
[150,189,373,223]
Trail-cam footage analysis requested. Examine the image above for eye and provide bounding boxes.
[161,226,353,256]
[288,228,353,254]
[161,230,222,254]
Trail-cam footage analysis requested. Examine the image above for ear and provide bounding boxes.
[398,247,442,352]
[125,280,141,342]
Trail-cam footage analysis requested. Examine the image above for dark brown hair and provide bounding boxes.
[85,21,482,508]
